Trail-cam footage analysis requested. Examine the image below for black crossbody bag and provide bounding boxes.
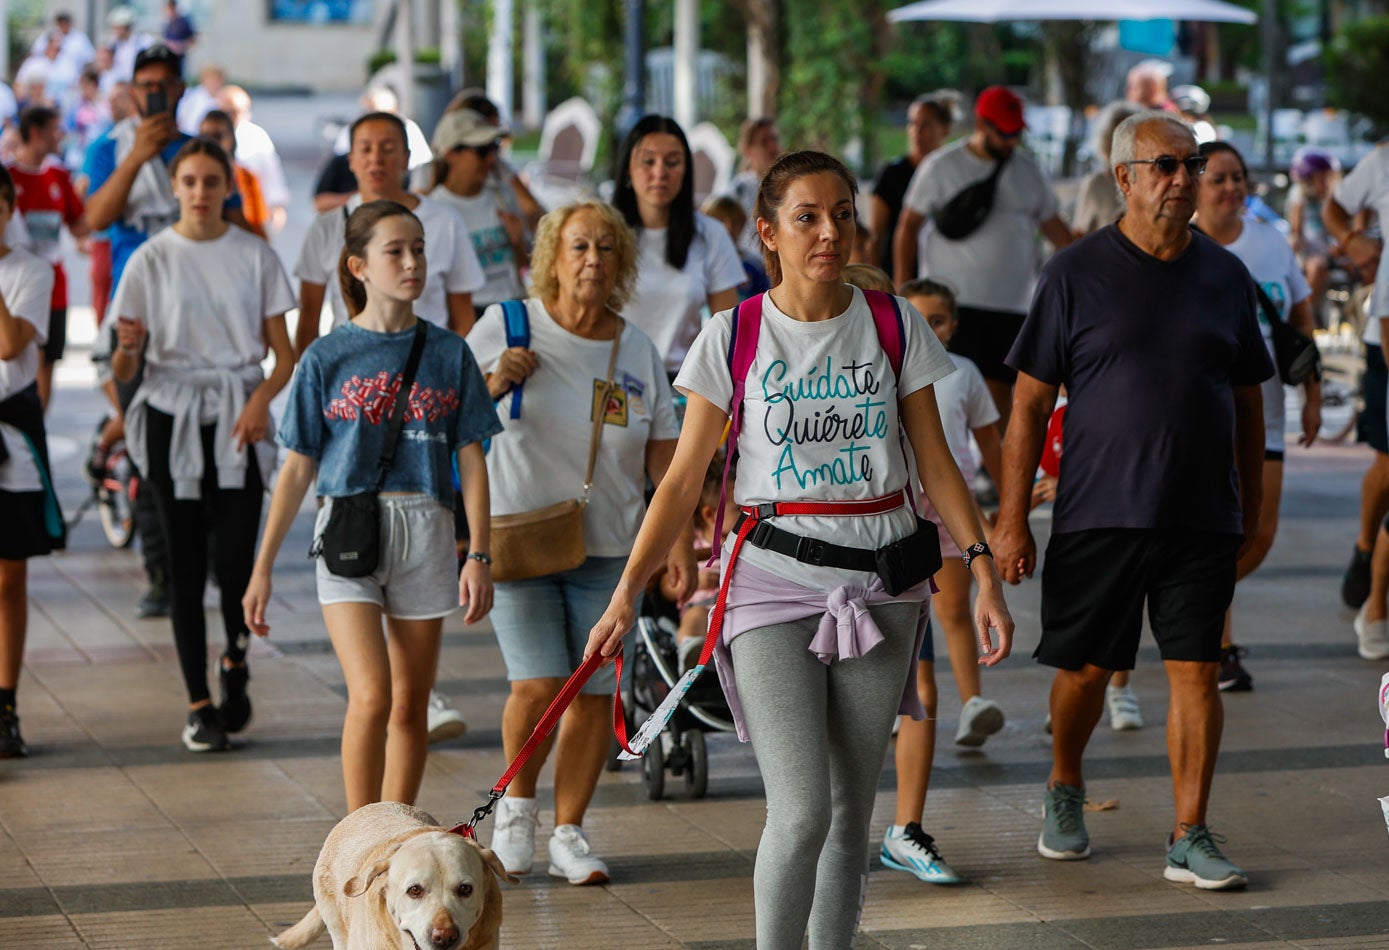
[1253,283,1321,386]
[933,152,1010,241]
[316,321,428,577]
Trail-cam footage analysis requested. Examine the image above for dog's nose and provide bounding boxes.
[430,925,460,948]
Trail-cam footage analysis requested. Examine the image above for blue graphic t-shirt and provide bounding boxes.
[280,320,502,507]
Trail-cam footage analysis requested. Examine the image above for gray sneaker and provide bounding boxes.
[1037,783,1090,860]
[1163,824,1247,890]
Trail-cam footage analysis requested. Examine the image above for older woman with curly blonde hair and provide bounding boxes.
[464,200,690,884]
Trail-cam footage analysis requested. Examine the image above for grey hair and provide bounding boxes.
[1093,101,1143,164]
[1110,111,1196,172]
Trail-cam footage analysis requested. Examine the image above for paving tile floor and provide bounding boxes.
[1,363,1387,949]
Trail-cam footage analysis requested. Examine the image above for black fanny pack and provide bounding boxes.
[736,514,943,596]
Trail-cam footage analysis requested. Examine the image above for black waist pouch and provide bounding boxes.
[316,493,381,577]
[874,518,943,596]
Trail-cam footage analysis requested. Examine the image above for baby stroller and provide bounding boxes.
[627,591,735,800]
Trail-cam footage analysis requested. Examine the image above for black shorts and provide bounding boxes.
[1360,343,1387,454]
[1036,529,1241,671]
[41,308,66,363]
[948,306,1025,383]
[0,489,56,560]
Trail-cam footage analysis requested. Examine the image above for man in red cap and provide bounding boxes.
[892,85,1073,431]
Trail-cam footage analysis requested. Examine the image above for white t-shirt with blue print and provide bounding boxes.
[279,320,502,507]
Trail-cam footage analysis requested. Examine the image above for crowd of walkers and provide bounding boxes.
[0,20,1386,945]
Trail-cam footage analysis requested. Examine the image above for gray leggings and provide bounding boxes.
[731,602,920,950]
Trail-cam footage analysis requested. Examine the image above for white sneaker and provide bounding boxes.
[426,690,467,744]
[548,824,610,885]
[880,823,961,884]
[954,696,1005,747]
[490,796,539,875]
[1106,684,1143,731]
[1354,606,1389,660]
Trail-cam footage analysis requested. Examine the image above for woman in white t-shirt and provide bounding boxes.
[1195,141,1321,690]
[0,163,59,759]
[466,200,685,886]
[111,138,296,755]
[427,108,526,318]
[586,152,1014,947]
[612,115,745,375]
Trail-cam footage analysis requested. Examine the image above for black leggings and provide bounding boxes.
[143,409,263,705]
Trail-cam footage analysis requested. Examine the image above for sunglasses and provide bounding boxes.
[454,142,499,157]
[1128,155,1208,177]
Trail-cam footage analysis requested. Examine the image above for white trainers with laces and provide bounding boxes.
[490,796,539,874]
[1106,684,1143,731]
[1354,606,1389,660]
[548,824,610,885]
[426,690,467,744]
[880,823,962,884]
[955,695,1005,747]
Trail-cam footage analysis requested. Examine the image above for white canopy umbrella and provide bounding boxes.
[888,0,1257,24]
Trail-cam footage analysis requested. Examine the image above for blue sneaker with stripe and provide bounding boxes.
[880,823,961,884]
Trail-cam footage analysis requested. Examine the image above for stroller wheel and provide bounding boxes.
[683,730,708,799]
[642,736,666,800]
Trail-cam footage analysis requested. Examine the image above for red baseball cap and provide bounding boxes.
[975,86,1026,136]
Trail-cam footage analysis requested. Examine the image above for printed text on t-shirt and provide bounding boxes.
[761,356,888,490]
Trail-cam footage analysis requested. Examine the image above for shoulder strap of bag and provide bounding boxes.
[499,299,530,418]
[863,289,905,380]
[375,320,429,491]
[1251,282,1287,326]
[582,316,623,499]
[707,294,766,553]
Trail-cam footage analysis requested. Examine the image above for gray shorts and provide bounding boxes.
[314,493,458,620]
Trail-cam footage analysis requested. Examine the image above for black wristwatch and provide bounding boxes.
[465,552,492,566]
[962,542,993,569]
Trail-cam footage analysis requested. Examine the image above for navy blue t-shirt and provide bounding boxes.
[280,320,502,507]
[1007,224,1274,535]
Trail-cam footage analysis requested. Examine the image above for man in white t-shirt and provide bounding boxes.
[892,87,1073,429]
[1324,144,1389,614]
[427,109,525,317]
[294,111,485,355]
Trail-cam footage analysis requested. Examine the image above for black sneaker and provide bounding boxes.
[218,655,252,734]
[0,705,28,758]
[182,705,229,752]
[136,588,170,619]
[1343,545,1373,609]
[1217,645,1252,692]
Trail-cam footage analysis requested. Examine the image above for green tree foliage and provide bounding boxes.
[1325,15,1389,136]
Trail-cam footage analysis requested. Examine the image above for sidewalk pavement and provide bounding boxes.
[3,357,1388,948]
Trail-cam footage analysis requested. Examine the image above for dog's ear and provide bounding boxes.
[343,856,392,897]
[469,841,519,885]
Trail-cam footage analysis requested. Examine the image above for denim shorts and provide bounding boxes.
[491,556,635,695]
[314,494,459,620]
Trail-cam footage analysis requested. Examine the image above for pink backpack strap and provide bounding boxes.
[863,289,905,381]
[708,294,765,560]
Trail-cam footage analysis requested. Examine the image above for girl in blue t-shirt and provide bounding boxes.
[242,200,501,811]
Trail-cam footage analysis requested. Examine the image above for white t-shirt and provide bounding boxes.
[429,185,524,307]
[901,140,1060,313]
[625,213,745,374]
[1223,218,1312,451]
[932,352,998,483]
[1334,145,1389,342]
[675,287,955,589]
[294,194,485,333]
[112,226,296,418]
[467,299,680,557]
[0,247,54,402]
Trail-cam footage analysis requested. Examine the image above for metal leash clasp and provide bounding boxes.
[449,789,505,839]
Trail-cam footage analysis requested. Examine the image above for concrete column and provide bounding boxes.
[487,0,515,123]
[395,0,416,118]
[673,0,698,129]
[441,0,462,91]
[521,3,545,131]
[746,23,765,119]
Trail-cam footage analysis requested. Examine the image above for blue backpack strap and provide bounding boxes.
[499,299,529,419]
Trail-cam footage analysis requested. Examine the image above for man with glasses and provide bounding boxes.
[993,112,1271,890]
[893,85,1073,430]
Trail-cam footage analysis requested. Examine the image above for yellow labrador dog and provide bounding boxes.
[273,802,516,950]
